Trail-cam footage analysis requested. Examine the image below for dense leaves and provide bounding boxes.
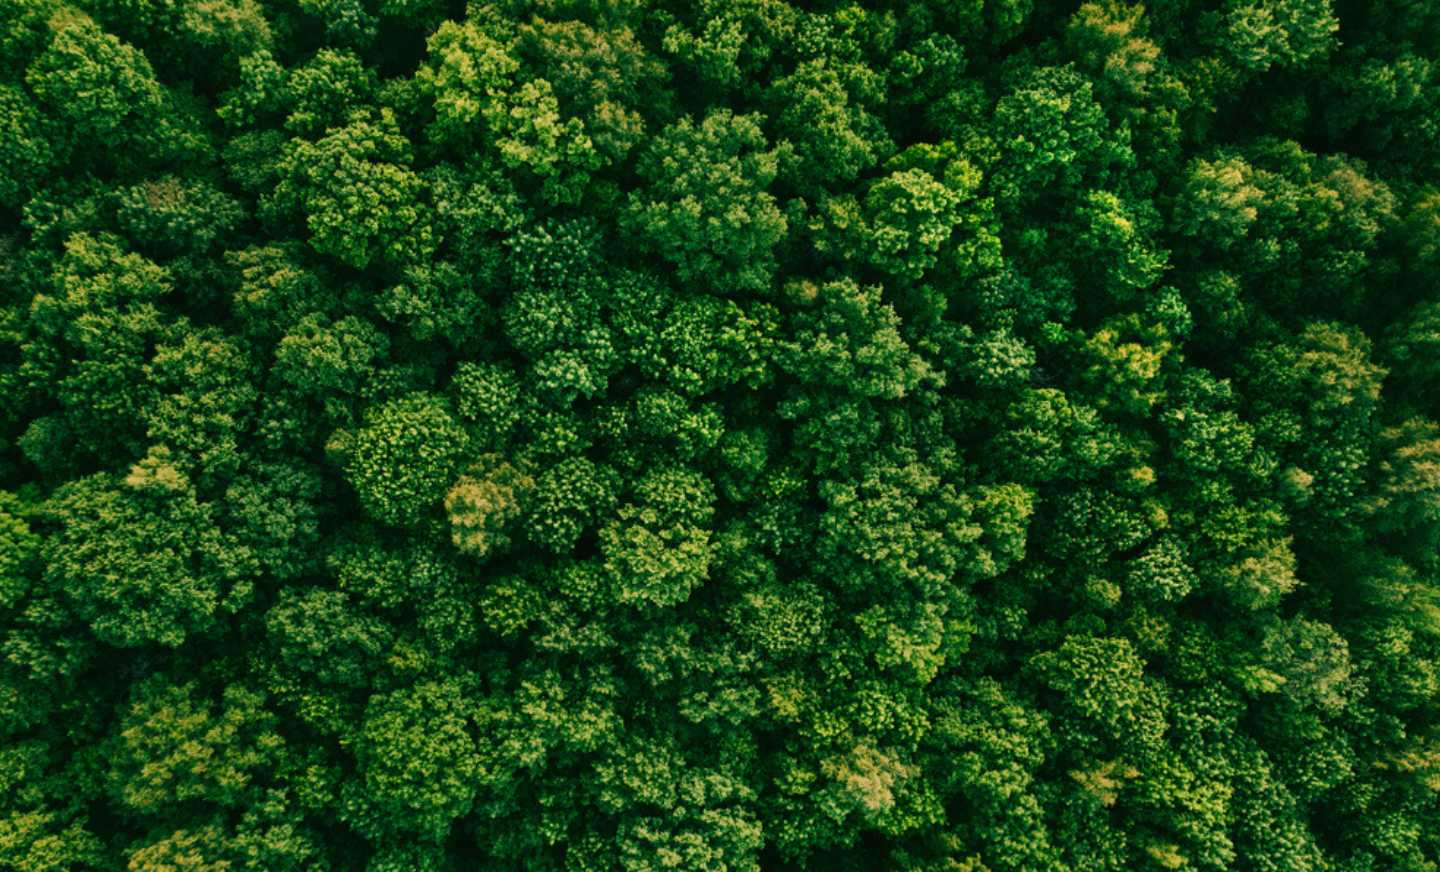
[2,0,1439,869]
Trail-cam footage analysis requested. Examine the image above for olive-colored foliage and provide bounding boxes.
[110,677,282,811]
[445,455,532,559]
[4,0,1440,869]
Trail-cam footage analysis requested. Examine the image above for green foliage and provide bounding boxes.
[24,9,164,147]
[782,278,933,400]
[624,109,787,294]
[344,392,468,526]
[859,162,977,281]
[343,679,480,841]
[23,232,172,463]
[0,491,39,612]
[267,108,435,269]
[42,461,234,648]
[0,84,57,207]
[282,48,376,136]
[115,174,245,257]
[416,14,519,149]
[526,455,620,554]
[4,1,1440,869]
[992,64,1131,208]
[769,57,891,191]
[600,465,715,607]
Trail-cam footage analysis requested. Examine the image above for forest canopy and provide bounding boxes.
[2,0,1440,869]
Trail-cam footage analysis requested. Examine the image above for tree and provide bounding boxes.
[24,10,164,151]
[525,456,621,554]
[110,677,282,812]
[1029,634,1166,759]
[416,13,520,150]
[658,0,797,94]
[143,327,259,484]
[277,49,373,134]
[623,109,787,295]
[769,58,891,192]
[990,64,1132,210]
[343,393,468,527]
[266,108,436,270]
[22,232,173,465]
[1368,418,1440,552]
[600,465,715,608]
[860,166,968,282]
[516,16,668,166]
[500,219,620,404]
[445,455,531,560]
[342,679,481,841]
[781,278,934,400]
[115,174,245,260]
[0,85,57,208]
[42,459,234,648]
